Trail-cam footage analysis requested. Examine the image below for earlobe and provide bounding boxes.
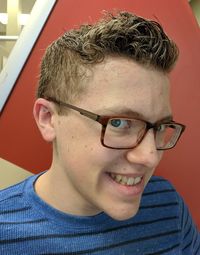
[33,98,56,142]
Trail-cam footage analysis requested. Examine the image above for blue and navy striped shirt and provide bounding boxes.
[0,174,199,254]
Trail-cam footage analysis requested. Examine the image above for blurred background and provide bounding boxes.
[0,0,36,72]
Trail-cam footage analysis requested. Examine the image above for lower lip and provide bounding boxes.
[106,173,145,198]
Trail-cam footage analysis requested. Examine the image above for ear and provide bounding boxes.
[33,98,56,142]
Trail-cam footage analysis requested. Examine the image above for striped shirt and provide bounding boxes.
[0,174,199,255]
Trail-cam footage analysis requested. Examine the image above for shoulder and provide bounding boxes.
[0,175,36,218]
[0,180,26,203]
[139,176,200,254]
[143,175,178,199]
[140,175,182,216]
[146,175,176,190]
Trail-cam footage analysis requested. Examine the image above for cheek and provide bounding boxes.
[55,118,122,182]
[57,126,115,169]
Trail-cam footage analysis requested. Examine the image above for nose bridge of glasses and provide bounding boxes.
[128,119,165,150]
[145,121,157,131]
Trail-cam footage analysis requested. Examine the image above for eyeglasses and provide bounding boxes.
[46,97,186,150]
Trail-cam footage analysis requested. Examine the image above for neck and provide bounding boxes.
[34,167,100,216]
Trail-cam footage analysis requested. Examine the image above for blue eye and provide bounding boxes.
[157,124,166,132]
[110,119,129,128]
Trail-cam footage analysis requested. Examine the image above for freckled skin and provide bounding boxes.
[34,57,171,221]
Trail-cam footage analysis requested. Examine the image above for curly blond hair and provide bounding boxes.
[37,11,179,106]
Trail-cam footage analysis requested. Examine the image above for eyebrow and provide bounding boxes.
[98,106,173,123]
[158,115,174,123]
[101,107,144,118]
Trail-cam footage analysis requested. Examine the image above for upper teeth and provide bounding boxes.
[110,174,142,186]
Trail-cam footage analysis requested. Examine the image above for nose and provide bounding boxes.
[125,129,162,168]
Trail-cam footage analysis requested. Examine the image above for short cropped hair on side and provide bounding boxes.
[37,11,179,112]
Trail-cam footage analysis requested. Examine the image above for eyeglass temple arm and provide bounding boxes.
[46,97,100,121]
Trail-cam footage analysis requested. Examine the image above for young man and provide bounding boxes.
[0,11,199,255]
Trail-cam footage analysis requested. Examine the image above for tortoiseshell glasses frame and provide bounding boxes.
[46,97,186,150]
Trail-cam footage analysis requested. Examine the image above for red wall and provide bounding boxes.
[0,0,200,227]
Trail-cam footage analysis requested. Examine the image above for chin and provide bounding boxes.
[106,205,140,221]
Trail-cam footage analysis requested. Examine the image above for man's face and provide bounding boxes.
[52,57,171,220]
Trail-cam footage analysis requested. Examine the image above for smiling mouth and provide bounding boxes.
[109,173,143,186]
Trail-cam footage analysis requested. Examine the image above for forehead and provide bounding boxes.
[80,57,171,121]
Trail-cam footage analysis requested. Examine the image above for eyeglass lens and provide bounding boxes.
[103,118,181,149]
